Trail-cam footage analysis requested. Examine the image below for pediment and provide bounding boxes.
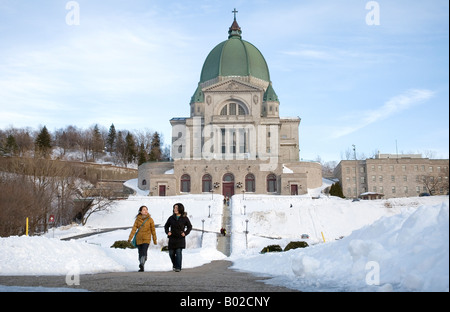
[203,79,263,93]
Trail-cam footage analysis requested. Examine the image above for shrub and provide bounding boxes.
[260,245,283,253]
[110,240,135,249]
[284,241,309,251]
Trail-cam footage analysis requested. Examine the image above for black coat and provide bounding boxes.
[164,214,192,249]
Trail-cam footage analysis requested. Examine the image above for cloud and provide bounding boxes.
[0,14,198,130]
[331,89,435,138]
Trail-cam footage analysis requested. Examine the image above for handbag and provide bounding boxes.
[131,218,149,247]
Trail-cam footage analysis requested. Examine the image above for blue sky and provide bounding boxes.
[0,0,448,162]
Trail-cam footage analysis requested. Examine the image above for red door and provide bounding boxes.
[291,184,298,195]
[223,183,234,198]
[222,173,234,197]
[159,185,166,196]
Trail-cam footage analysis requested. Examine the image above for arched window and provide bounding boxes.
[142,179,147,186]
[202,174,212,192]
[267,174,277,193]
[245,174,255,192]
[219,102,247,116]
[180,174,190,193]
[223,173,234,182]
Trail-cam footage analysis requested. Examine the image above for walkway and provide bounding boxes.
[217,202,232,256]
[0,260,297,292]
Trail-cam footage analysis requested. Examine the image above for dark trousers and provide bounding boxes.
[137,243,149,262]
[169,248,182,270]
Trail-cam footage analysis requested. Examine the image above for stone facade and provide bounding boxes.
[334,154,449,199]
[137,17,322,196]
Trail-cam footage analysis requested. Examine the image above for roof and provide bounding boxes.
[199,18,271,84]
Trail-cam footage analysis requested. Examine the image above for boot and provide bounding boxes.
[139,256,146,272]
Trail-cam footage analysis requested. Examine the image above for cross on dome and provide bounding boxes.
[228,8,242,39]
[232,8,238,20]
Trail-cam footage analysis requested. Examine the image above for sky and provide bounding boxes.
[0,0,448,162]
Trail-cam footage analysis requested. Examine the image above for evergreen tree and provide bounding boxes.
[125,132,136,164]
[5,134,18,156]
[137,143,148,166]
[35,126,52,158]
[92,124,104,160]
[148,131,162,161]
[115,131,126,165]
[106,123,116,153]
[330,182,345,198]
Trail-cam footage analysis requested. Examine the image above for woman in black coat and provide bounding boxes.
[164,203,192,272]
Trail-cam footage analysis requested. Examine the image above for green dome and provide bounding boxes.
[199,19,271,84]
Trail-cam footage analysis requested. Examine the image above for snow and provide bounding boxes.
[0,178,448,292]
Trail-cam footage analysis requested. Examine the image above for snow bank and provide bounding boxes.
[231,201,449,292]
[0,228,225,276]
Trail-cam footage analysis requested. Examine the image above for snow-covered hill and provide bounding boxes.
[0,179,448,292]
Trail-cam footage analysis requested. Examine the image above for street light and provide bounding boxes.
[245,219,249,249]
[352,144,359,201]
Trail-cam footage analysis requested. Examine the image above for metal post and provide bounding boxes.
[352,144,359,200]
[245,219,249,249]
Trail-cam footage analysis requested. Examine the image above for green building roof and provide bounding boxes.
[191,15,278,104]
[199,18,271,84]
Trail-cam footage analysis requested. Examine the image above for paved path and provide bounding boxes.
[0,260,297,292]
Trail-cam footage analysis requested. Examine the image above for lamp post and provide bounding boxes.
[245,219,249,249]
[352,144,359,200]
[208,205,211,218]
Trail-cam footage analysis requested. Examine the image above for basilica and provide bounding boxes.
[138,13,322,197]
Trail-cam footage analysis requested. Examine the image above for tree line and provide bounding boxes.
[0,124,171,166]
[0,123,170,237]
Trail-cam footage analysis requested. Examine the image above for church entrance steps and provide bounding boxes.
[217,203,232,256]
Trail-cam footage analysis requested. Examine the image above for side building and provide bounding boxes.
[334,153,449,199]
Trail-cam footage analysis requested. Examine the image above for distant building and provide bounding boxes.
[334,153,449,199]
[138,14,322,196]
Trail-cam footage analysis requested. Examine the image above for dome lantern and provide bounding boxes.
[228,8,242,39]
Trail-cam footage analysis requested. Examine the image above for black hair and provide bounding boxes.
[173,203,185,216]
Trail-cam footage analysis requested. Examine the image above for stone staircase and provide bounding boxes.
[217,202,231,256]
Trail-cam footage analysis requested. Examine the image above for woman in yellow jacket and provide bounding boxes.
[128,206,157,272]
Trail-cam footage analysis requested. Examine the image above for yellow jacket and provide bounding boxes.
[128,214,157,245]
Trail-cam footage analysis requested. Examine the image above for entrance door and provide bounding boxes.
[222,173,235,198]
[159,185,166,196]
[291,184,298,195]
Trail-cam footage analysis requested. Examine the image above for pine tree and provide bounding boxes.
[5,134,18,156]
[330,182,345,198]
[92,124,104,160]
[106,123,116,153]
[148,132,162,161]
[35,126,52,158]
[137,143,148,166]
[125,132,136,164]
